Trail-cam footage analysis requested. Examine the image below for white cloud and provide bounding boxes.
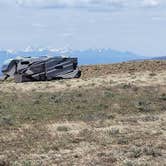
[32,23,47,29]
[142,0,161,7]
[15,0,126,8]
[0,0,165,9]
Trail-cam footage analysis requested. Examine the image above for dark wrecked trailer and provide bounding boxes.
[1,56,81,83]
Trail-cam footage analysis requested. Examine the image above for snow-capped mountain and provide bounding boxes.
[1,47,164,76]
[0,48,145,64]
[0,48,146,76]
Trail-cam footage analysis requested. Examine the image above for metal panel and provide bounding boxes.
[2,56,81,83]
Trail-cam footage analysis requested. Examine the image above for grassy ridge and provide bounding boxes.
[0,61,166,165]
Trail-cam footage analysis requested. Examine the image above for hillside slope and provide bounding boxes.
[0,60,166,166]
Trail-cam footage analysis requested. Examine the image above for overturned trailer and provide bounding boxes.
[1,56,81,83]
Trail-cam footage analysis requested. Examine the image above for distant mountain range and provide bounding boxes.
[151,56,166,60]
[0,48,165,75]
[0,48,145,66]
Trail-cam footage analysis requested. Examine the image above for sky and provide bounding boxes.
[0,0,166,56]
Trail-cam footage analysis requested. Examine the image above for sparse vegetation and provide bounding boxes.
[149,72,157,77]
[0,60,166,165]
[57,126,70,132]
[135,101,152,112]
[159,93,166,101]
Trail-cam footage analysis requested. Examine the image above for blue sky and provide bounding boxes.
[0,0,166,56]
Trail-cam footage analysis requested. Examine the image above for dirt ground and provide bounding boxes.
[0,60,166,166]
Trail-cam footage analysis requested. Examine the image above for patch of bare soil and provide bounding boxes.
[80,60,166,78]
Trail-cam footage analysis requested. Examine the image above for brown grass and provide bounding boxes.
[0,60,166,165]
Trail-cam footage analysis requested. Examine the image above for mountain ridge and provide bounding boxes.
[0,48,165,75]
[0,48,145,65]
